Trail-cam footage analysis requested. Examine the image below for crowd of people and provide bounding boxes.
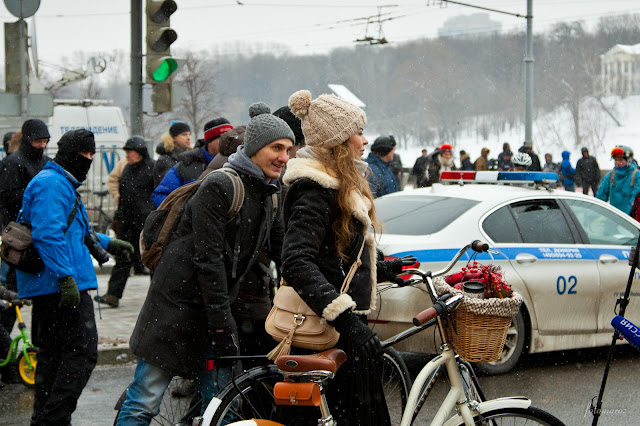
[0,95,639,425]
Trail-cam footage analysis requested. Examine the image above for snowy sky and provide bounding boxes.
[1,0,639,65]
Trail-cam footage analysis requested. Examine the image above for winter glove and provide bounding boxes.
[331,311,382,359]
[376,255,417,283]
[58,276,80,308]
[0,285,18,302]
[107,238,134,261]
[210,328,240,367]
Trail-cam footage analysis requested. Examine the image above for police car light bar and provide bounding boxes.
[440,171,558,184]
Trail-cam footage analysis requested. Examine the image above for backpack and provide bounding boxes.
[140,168,245,272]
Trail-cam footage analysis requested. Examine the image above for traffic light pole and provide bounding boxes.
[130,0,143,136]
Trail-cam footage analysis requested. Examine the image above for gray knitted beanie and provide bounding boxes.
[288,90,366,149]
[243,102,295,158]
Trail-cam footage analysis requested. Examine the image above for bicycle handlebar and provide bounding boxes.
[412,293,464,326]
[0,300,9,310]
[0,299,33,309]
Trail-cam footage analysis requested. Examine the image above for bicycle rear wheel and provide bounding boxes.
[451,406,565,426]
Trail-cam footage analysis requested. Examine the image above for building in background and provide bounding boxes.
[437,13,502,39]
[600,43,640,96]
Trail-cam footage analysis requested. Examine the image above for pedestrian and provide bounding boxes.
[498,150,513,171]
[96,136,155,308]
[365,135,400,197]
[389,152,403,188]
[596,146,640,214]
[17,129,133,425]
[425,143,456,186]
[152,118,232,207]
[474,147,490,171]
[202,125,246,173]
[560,151,577,192]
[152,122,192,187]
[0,119,51,385]
[281,89,415,425]
[575,147,601,196]
[518,142,542,171]
[497,142,511,166]
[2,131,15,157]
[273,105,306,159]
[116,102,294,425]
[411,149,429,187]
[459,150,474,170]
[542,153,560,188]
[511,152,532,171]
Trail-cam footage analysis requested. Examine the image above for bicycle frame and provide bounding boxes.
[0,304,35,370]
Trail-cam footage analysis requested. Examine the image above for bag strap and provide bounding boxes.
[339,237,367,294]
[632,169,638,187]
[65,193,81,233]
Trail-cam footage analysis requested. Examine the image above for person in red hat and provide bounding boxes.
[425,143,457,186]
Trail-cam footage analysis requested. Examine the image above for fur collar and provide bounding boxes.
[284,157,372,229]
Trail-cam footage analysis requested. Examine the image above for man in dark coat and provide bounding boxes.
[152,122,191,187]
[365,135,399,197]
[96,136,155,308]
[518,142,542,171]
[411,149,429,187]
[0,119,50,384]
[576,147,601,196]
[152,118,232,207]
[116,102,294,424]
[459,150,474,170]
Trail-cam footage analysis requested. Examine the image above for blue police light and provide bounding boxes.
[440,171,558,184]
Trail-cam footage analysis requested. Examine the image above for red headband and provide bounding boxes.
[204,124,233,142]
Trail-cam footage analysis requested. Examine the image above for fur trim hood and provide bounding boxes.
[161,132,174,153]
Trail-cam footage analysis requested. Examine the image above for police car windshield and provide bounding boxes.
[375,195,479,235]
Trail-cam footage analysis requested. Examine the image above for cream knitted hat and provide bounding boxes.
[288,90,366,149]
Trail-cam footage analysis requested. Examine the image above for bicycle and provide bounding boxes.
[0,298,37,387]
[197,240,565,426]
[84,190,114,235]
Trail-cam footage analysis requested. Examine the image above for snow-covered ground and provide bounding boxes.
[370,95,640,170]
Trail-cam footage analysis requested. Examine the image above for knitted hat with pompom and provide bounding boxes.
[288,90,366,149]
[243,102,295,157]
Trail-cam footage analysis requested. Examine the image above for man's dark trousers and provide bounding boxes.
[107,225,144,298]
[30,291,98,425]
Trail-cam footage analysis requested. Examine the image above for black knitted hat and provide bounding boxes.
[21,119,50,141]
[273,106,305,146]
[58,129,96,154]
[169,122,191,137]
[371,135,396,156]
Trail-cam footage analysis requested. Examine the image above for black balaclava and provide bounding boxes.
[21,119,50,160]
[54,129,96,182]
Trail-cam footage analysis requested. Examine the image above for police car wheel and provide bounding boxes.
[474,310,526,375]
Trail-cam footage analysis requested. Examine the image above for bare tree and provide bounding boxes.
[173,49,223,139]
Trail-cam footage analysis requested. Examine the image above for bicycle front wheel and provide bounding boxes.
[451,406,565,426]
[17,346,38,388]
[380,347,412,423]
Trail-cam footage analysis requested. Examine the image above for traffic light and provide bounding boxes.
[146,0,178,112]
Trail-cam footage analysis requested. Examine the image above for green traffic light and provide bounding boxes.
[152,58,178,82]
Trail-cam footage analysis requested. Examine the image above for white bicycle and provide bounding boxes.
[197,241,565,426]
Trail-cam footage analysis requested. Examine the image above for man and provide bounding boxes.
[411,149,429,187]
[474,147,490,171]
[152,118,232,207]
[518,142,542,171]
[366,135,399,197]
[498,150,514,171]
[575,147,601,196]
[0,119,51,384]
[17,129,133,425]
[497,142,511,166]
[459,150,473,170]
[97,136,155,308]
[542,153,560,189]
[273,105,305,159]
[116,102,294,425]
[596,146,640,214]
[425,144,456,186]
[152,122,192,186]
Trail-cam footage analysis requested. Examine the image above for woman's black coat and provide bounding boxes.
[116,157,155,229]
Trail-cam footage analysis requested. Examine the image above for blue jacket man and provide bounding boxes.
[596,146,640,214]
[365,135,399,198]
[18,129,133,425]
[560,150,576,191]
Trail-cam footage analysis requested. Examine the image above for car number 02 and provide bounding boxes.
[556,275,577,294]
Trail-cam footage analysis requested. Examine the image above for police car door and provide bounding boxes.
[561,198,640,332]
[482,199,599,334]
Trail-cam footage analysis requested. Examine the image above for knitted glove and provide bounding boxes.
[58,276,80,308]
[0,285,18,301]
[376,255,417,283]
[331,311,382,359]
[107,239,134,261]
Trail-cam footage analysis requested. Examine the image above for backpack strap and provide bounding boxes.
[610,171,615,187]
[632,169,638,187]
[66,192,81,233]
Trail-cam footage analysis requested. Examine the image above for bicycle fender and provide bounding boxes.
[442,397,532,426]
[199,396,223,426]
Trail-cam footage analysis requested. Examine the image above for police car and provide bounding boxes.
[369,171,640,374]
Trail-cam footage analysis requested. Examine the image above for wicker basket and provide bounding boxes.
[443,306,513,363]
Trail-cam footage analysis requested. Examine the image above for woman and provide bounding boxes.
[281,90,413,425]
